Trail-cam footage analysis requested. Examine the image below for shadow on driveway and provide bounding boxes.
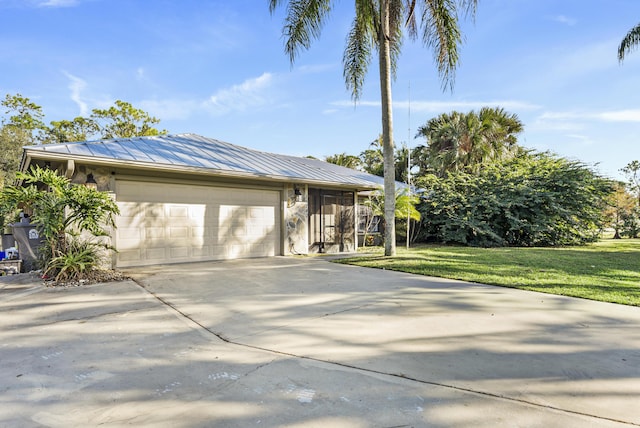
[1,257,638,427]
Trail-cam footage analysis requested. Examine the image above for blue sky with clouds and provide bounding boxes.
[1,0,639,180]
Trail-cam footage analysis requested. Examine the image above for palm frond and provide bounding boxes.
[421,0,464,91]
[619,22,640,62]
[344,1,377,100]
[276,0,333,64]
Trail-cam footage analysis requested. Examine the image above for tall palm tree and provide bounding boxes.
[619,22,640,62]
[415,107,523,176]
[269,0,477,256]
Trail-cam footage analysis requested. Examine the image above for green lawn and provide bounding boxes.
[335,239,640,306]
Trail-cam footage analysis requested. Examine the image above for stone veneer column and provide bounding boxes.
[284,184,308,255]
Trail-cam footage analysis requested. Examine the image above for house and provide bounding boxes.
[20,133,389,268]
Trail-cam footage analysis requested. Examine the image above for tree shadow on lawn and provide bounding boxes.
[337,250,640,305]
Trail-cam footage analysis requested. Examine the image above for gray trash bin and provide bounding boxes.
[11,221,44,272]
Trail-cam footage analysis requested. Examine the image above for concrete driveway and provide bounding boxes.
[2,257,639,427]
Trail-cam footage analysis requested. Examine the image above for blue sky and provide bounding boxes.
[1,0,639,181]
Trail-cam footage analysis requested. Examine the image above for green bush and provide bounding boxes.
[43,238,104,282]
[1,165,119,281]
[416,151,613,247]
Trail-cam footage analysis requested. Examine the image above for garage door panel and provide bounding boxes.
[115,181,280,267]
[169,247,189,259]
[146,248,167,260]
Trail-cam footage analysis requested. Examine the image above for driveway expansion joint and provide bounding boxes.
[132,277,639,427]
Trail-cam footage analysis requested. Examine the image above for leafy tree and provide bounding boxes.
[395,145,410,183]
[90,100,166,139]
[416,151,612,247]
[415,107,523,177]
[1,93,46,143]
[325,152,362,169]
[621,160,640,205]
[618,22,640,62]
[621,206,640,238]
[0,95,167,187]
[270,0,477,256]
[358,135,411,181]
[619,160,640,238]
[360,148,384,176]
[0,126,30,187]
[604,182,636,239]
[1,166,119,280]
[0,94,47,186]
[46,117,100,144]
[410,143,432,177]
[359,135,384,177]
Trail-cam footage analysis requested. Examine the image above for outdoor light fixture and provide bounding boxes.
[294,187,302,202]
[84,173,98,190]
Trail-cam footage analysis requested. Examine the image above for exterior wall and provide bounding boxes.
[283,183,308,255]
[60,162,362,264]
[68,165,113,192]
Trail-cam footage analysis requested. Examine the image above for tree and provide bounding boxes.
[270,0,477,256]
[415,107,523,176]
[359,135,384,177]
[416,151,612,247]
[618,22,640,62]
[0,94,47,186]
[604,183,636,239]
[1,93,46,144]
[46,117,100,144]
[325,152,362,169]
[90,100,166,139]
[359,135,409,181]
[0,126,30,187]
[619,160,640,238]
[362,186,420,246]
[1,165,119,281]
[621,160,640,205]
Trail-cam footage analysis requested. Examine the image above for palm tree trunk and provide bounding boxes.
[379,0,396,257]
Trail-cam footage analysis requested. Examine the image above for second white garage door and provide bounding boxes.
[115,180,281,267]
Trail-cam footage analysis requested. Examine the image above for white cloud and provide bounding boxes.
[565,134,594,145]
[539,109,640,123]
[297,63,337,74]
[139,99,199,121]
[205,73,274,114]
[550,15,577,26]
[62,71,89,116]
[598,110,640,122]
[37,0,79,7]
[331,99,542,113]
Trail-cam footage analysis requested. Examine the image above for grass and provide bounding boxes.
[335,239,640,306]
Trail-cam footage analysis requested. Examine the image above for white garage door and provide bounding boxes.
[114,180,280,267]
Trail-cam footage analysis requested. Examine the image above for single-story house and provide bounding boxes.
[20,133,391,268]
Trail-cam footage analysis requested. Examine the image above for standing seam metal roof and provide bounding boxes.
[24,133,387,188]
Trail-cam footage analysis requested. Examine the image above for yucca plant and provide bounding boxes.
[43,238,106,282]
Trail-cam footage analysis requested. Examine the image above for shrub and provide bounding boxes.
[416,151,613,247]
[1,165,119,280]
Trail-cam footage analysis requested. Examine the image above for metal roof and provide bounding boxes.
[23,133,388,189]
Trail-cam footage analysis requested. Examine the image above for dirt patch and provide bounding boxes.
[44,269,130,287]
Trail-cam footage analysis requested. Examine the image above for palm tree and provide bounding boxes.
[269,0,477,256]
[325,152,362,169]
[415,107,523,176]
[619,22,640,62]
